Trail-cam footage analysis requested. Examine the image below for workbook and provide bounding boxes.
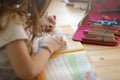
[36,25,99,80]
[37,51,99,80]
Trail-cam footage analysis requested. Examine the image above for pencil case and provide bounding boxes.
[72,0,120,46]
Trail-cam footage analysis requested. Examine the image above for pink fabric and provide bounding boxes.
[72,0,120,46]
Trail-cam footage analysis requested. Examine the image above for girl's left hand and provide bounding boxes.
[40,15,56,32]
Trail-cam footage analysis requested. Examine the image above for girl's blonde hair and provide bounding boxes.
[0,0,51,54]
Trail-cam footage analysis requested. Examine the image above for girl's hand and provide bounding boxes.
[38,35,66,54]
[40,15,56,32]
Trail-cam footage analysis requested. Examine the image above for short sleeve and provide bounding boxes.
[0,20,28,48]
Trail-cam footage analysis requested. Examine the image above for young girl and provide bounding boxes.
[0,0,66,80]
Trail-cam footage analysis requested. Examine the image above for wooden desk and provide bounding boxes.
[47,0,120,80]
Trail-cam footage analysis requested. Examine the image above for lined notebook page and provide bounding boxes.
[37,51,99,80]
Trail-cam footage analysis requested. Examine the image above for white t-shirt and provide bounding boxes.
[0,19,28,47]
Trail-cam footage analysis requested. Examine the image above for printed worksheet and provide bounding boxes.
[37,51,99,80]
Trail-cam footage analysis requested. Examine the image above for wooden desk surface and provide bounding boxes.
[47,0,120,80]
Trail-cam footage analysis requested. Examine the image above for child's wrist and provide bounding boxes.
[39,44,54,54]
[40,46,52,54]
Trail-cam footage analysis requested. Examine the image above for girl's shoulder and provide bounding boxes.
[0,13,28,48]
[0,12,26,28]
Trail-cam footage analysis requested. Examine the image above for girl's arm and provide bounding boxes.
[5,35,65,80]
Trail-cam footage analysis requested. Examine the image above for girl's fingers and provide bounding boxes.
[52,35,66,45]
[40,15,56,32]
[48,16,56,25]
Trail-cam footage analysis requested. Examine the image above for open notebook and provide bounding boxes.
[36,25,98,80]
[37,51,99,80]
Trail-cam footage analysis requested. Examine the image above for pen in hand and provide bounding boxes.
[44,14,56,31]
